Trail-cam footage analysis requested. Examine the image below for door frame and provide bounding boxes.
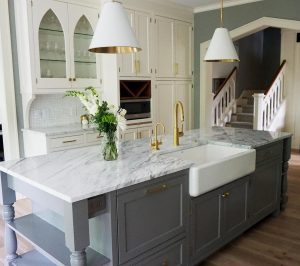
[199,17,300,128]
[0,0,20,160]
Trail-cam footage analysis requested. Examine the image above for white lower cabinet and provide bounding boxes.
[23,129,102,157]
[120,125,153,141]
[155,81,192,134]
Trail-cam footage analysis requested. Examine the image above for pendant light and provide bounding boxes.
[89,1,141,53]
[204,0,239,62]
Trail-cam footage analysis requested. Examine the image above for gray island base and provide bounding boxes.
[0,127,292,265]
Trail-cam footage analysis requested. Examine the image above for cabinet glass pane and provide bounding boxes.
[39,9,66,78]
[74,16,96,79]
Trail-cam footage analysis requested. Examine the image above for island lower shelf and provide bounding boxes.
[8,214,110,266]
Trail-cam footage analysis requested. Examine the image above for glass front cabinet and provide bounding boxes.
[32,0,101,90]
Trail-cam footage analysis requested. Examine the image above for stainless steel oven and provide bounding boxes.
[120,99,151,120]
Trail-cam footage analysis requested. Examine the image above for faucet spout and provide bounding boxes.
[173,101,185,146]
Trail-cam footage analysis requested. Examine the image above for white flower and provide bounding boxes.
[119,108,127,117]
[118,115,127,131]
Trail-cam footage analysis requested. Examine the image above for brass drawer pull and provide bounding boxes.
[162,259,168,266]
[146,184,168,195]
[62,140,77,144]
[222,192,230,198]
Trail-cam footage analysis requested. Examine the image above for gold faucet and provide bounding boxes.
[150,123,165,151]
[173,101,184,146]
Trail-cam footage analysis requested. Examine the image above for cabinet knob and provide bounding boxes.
[68,78,72,82]
[72,78,76,81]
[162,259,168,266]
[222,192,230,198]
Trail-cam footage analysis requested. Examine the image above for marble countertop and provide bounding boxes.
[0,127,292,203]
[22,124,98,136]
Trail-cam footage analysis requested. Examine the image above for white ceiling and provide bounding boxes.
[166,0,264,13]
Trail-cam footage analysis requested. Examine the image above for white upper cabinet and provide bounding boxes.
[31,0,100,90]
[174,21,193,78]
[118,9,152,77]
[156,17,174,78]
[68,4,100,88]
[156,16,193,79]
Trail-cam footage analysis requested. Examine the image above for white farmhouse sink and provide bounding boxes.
[166,144,256,197]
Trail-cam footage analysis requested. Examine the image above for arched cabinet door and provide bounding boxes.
[68,5,101,88]
[32,0,71,89]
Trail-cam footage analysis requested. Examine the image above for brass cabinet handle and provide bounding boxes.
[72,78,76,81]
[174,63,179,75]
[146,184,168,195]
[68,77,72,81]
[222,192,230,198]
[162,259,168,266]
[62,140,77,144]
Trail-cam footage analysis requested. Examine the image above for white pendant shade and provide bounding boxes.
[204,28,239,62]
[89,2,141,53]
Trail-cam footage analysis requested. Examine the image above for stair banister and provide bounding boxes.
[253,60,286,130]
[212,67,237,126]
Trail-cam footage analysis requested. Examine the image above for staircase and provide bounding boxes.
[212,60,286,131]
[226,90,262,129]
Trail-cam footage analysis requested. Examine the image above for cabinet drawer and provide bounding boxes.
[48,134,84,149]
[86,132,102,143]
[123,238,187,266]
[256,141,282,164]
[117,171,188,264]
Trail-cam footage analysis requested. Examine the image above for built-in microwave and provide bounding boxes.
[120,99,151,120]
[120,80,151,121]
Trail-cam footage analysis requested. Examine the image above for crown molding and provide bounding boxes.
[194,0,264,13]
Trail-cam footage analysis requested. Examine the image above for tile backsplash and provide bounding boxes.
[29,94,86,128]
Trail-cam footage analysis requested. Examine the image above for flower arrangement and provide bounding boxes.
[66,87,127,160]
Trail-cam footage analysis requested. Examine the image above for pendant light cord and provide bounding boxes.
[220,0,224,27]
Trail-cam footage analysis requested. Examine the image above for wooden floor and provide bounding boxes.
[0,153,299,266]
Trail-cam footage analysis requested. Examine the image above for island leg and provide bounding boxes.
[64,200,89,266]
[3,204,18,263]
[0,172,18,264]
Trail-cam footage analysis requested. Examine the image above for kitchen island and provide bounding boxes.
[0,127,292,266]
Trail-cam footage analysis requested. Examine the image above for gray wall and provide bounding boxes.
[194,0,300,128]
[235,31,264,97]
[262,27,281,87]
[235,27,281,97]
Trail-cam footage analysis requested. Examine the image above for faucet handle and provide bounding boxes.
[178,124,184,137]
[150,122,165,151]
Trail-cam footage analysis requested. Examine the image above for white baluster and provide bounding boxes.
[253,93,265,130]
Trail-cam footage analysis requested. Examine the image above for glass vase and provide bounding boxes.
[102,131,118,161]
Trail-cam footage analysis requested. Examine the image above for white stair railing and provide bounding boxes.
[253,60,286,130]
[212,67,237,126]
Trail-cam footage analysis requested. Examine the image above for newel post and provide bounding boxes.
[253,93,265,130]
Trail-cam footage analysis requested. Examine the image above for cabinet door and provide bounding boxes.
[156,17,174,78]
[138,126,152,139]
[174,21,192,78]
[123,238,187,266]
[174,81,192,131]
[118,9,136,77]
[190,189,222,262]
[221,178,248,239]
[32,0,71,89]
[120,128,138,141]
[155,82,174,134]
[68,4,100,88]
[248,160,281,221]
[135,11,152,77]
[117,172,188,264]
